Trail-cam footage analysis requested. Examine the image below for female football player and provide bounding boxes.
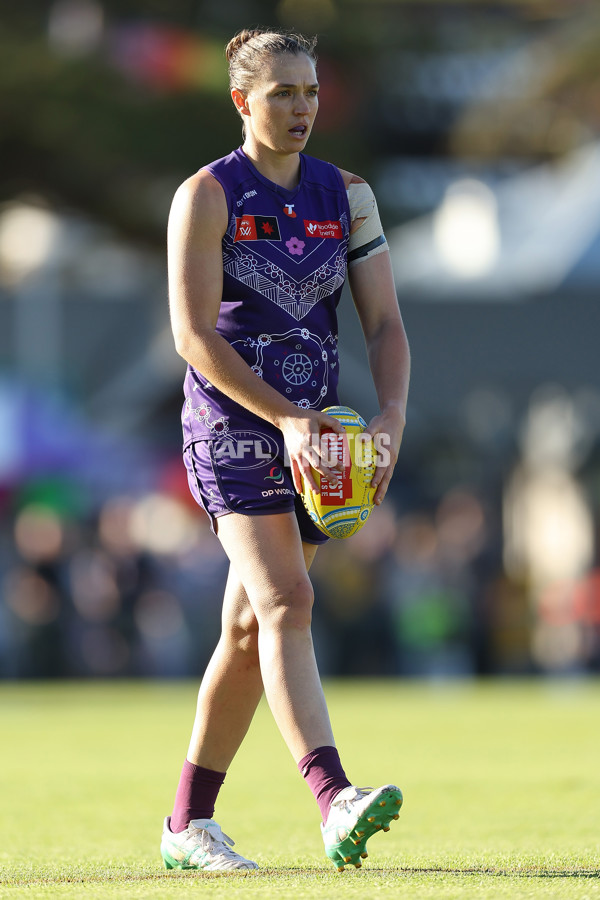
[161,27,410,872]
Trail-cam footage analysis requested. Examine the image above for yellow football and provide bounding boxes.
[300,405,377,539]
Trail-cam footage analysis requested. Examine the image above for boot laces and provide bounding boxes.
[332,786,373,812]
[191,821,240,860]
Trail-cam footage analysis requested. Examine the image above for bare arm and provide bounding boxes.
[168,171,344,491]
[346,192,411,505]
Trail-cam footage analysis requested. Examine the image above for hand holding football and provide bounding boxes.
[300,405,376,539]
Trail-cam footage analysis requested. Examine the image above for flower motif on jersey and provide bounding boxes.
[194,404,211,422]
[184,398,212,424]
[184,398,232,437]
[210,417,229,435]
[286,237,305,256]
[300,281,317,298]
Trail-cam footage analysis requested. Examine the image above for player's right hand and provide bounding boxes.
[279,410,346,494]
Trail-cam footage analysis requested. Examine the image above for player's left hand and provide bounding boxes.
[364,406,405,505]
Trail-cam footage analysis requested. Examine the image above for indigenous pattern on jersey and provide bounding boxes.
[182,147,350,448]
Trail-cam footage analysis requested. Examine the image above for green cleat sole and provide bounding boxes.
[323,786,403,872]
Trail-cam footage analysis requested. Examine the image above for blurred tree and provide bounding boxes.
[2,1,598,244]
[0,8,368,243]
[0,26,240,245]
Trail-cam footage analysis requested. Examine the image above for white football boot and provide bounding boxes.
[161,816,258,871]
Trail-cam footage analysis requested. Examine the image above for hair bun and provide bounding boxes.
[225,29,263,62]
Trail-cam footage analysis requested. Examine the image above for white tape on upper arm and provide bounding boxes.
[346,182,388,266]
[348,181,377,222]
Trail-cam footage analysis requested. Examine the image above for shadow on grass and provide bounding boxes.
[400,867,600,879]
[3,866,600,885]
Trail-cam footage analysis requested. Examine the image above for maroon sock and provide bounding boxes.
[298,745,352,824]
[170,760,226,833]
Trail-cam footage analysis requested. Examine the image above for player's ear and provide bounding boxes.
[231,89,250,117]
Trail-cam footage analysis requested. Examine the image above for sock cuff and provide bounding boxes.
[182,759,226,785]
[297,745,340,778]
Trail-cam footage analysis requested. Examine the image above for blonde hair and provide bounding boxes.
[226,28,317,115]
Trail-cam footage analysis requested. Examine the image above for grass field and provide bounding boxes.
[0,679,599,899]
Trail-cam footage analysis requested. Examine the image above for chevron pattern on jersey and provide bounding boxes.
[223,215,348,322]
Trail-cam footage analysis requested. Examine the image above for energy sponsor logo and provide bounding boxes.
[303,220,342,239]
[234,215,281,242]
[264,466,285,484]
[213,431,278,469]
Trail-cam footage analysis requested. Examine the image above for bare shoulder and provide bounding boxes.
[337,167,367,189]
[170,168,228,235]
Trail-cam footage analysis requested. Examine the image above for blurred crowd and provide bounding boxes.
[2,417,598,681]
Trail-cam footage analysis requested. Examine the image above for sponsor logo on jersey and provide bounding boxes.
[304,220,343,239]
[283,203,297,218]
[264,466,285,484]
[234,215,281,241]
[261,487,294,498]
[236,189,258,207]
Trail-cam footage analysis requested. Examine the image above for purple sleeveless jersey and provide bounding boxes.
[181,147,350,449]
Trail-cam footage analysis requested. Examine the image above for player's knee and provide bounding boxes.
[229,609,259,658]
[258,579,314,632]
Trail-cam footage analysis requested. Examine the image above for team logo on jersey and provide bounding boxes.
[304,220,343,239]
[234,215,281,242]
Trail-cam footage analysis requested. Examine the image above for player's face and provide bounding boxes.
[240,53,319,155]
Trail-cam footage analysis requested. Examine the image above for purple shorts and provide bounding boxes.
[183,430,329,545]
